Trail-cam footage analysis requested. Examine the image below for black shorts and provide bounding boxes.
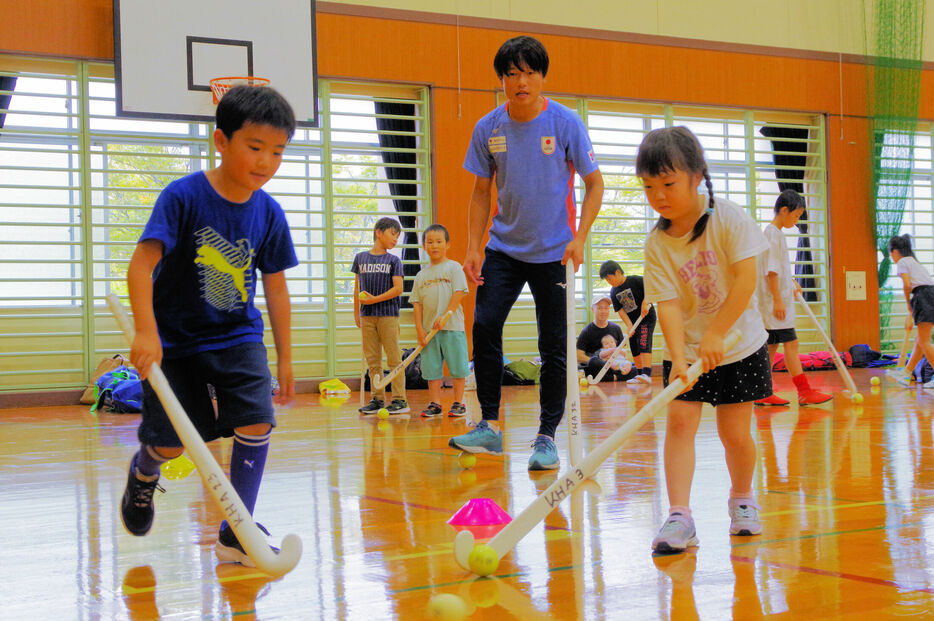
[766,328,797,345]
[662,345,772,406]
[910,285,934,325]
[629,316,656,357]
[138,342,276,447]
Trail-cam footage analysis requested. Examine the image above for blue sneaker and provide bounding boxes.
[528,435,559,471]
[448,420,503,455]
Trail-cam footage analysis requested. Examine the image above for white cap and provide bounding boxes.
[591,293,612,308]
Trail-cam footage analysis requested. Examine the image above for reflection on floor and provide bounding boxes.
[2,368,933,619]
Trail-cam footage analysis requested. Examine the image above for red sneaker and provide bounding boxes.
[798,389,832,405]
[755,393,790,406]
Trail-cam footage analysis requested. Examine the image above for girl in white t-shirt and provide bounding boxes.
[889,234,934,389]
[638,126,771,554]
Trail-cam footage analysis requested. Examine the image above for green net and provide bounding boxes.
[867,0,925,349]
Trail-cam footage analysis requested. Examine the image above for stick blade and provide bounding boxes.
[253,533,303,577]
[453,529,475,571]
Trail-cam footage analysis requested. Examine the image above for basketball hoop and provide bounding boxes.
[209,76,271,104]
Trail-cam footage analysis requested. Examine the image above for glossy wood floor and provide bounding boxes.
[2,368,934,620]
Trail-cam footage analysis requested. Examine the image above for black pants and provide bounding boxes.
[472,249,566,437]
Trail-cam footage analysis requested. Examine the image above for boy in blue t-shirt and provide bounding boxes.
[353,217,409,414]
[449,36,604,470]
[122,85,298,567]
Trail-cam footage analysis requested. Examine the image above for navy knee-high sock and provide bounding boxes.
[222,430,271,531]
[134,445,169,478]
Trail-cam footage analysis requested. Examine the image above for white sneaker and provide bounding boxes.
[626,375,643,385]
[637,374,652,384]
[923,378,934,390]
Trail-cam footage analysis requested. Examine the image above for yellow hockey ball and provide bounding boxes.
[426,593,467,620]
[870,376,880,386]
[377,407,390,419]
[359,292,369,301]
[457,452,477,469]
[468,544,499,576]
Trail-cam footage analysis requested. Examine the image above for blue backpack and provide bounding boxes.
[92,365,143,413]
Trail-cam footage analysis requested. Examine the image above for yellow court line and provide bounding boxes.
[383,530,580,562]
[762,495,934,517]
[122,570,269,595]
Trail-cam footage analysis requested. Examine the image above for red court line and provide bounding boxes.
[731,554,934,594]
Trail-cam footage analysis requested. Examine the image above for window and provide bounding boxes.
[878,126,934,354]
[0,58,430,391]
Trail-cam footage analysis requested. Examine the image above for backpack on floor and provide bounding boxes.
[913,357,934,383]
[92,365,143,413]
[400,347,429,390]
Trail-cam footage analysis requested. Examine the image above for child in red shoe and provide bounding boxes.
[755,190,831,406]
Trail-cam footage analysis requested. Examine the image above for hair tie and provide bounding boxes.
[705,207,714,216]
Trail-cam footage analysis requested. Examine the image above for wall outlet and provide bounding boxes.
[845,270,866,301]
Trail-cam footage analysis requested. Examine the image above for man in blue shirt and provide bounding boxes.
[449,35,604,470]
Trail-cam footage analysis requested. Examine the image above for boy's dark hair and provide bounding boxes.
[636,126,713,243]
[599,260,623,280]
[422,223,450,244]
[374,216,402,239]
[216,85,296,141]
[888,233,914,258]
[493,36,549,79]
[774,188,806,214]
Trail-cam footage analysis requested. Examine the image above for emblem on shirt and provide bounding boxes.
[541,136,556,155]
[194,227,254,311]
[489,135,507,153]
[588,149,595,163]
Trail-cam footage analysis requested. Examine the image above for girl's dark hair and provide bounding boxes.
[422,223,450,244]
[888,234,914,258]
[215,85,296,140]
[493,36,549,79]
[635,126,713,243]
[774,188,806,214]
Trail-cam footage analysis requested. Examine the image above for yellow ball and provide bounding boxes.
[852,392,864,404]
[870,376,880,386]
[458,452,477,469]
[468,544,499,576]
[426,593,467,621]
[579,377,589,388]
[377,407,390,419]
[359,292,369,300]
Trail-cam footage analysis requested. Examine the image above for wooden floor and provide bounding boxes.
[2,368,934,619]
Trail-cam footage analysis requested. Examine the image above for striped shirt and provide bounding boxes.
[352,251,403,317]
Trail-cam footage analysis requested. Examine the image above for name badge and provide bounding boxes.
[488,135,507,153]
[541,136,556,155]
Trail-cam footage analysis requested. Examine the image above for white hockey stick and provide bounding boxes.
[454,330,742,575]
[359,339,367,406]
[372,310,453,390]
[107,294,302,577]
[586,307,652,385]
[795,291,859,401]
[565,261,583,464]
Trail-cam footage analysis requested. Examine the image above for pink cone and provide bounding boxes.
[447,498,512,526]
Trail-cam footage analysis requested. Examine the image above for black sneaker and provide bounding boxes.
[387,398,410,414]
[359,397,385,415]
[420,402,443,417]
[120,464,164,536]
[215,522,280,567]
[448,401,467,417]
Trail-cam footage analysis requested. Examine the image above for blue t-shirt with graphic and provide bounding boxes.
[463,98,599,263]
[352,251,403,317]
[140,172,297,358]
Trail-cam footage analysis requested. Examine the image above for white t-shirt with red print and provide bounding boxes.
[644,198,768,366]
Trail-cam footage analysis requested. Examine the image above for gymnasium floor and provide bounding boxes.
[2,367,933,620]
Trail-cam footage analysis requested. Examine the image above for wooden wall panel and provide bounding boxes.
[5,1,927,348]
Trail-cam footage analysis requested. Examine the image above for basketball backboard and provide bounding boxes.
[113,0,317,126]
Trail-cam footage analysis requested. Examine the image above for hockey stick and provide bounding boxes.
[586,307,652,385]
[565,261,583,463]
[454,329,742,575]
[359,340,367,406]
[795,291,860,402]
[372,310,454,390]
[107,294,302,577]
